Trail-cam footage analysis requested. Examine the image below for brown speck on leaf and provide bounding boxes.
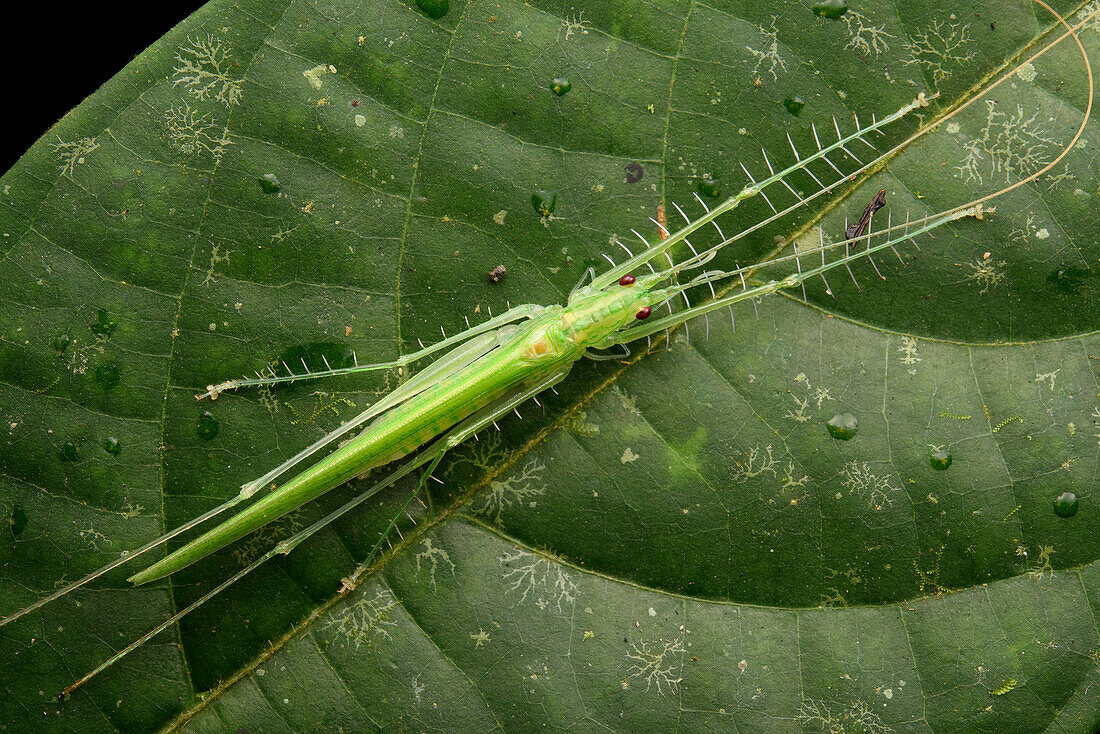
[488,264,507,283]
[351,99,360,107]
[345,325,353,337]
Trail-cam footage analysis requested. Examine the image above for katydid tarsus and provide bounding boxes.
[2,0,1093,703]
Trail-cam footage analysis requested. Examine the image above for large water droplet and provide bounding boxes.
[104,436,122,455]
[416,0,449,19]
[698,177,720,198]
[58,441,80,463]
[826,413,858,440]
[783,96,805,116]
[812,0,848,19]
[90,309,118,338]
[532,190,557,217]
[550,77,572,96]
[52,333,71,355]
[1053,491,1078,518]
[10,504,28,537]
[259,173,281,194]
[95,363,120,391]
[929,448,952,470]
[197,411,220,441]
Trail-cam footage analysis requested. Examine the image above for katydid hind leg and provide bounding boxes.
[61,368,570,697]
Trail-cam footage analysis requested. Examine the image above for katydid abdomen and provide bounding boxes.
[129,282,666,585]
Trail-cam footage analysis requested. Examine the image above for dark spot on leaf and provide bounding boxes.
[624,162,643,184]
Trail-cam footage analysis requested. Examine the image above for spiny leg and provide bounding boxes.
[199,303,544,399]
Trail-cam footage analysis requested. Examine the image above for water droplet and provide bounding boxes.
[550,77,571,96]
[94,363,120,391]
[52,333,71,355]
[10,504,28,537]
[1053,491,1078,518]
[104,436,122,455]
[197,411,220,441]
[415,0,449,19]
[929,448,952,470]
[812,0,848,19]
[783,96,805,116]
[532,190,557,217]
[826,413,858,440]
[89,309,117,338]
[698,177,720,198]
[259,173,281,194]
[58,441,80,463]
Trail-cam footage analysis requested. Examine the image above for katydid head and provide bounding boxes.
[557,270,675,350]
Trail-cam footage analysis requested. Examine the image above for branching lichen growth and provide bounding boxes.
[499,548,577,612]
[625,633,684,695]
[172,35,244,106]
[902,20,975,85]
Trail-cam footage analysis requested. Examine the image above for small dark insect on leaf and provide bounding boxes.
[488,264,507,283]
[844,188,887,245]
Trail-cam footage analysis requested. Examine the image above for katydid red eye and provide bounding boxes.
[635,306,651,319]
[619,274,636,286]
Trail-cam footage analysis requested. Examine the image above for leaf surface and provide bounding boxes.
[1,1,1098,731]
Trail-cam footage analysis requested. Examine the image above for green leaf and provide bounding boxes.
[2,1,1099,731]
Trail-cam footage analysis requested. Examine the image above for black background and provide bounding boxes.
[2,3,206,174]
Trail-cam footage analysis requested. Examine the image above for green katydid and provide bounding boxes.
[1,0,1094,704]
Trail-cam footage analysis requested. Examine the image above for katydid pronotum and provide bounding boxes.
[2,0,1094,708]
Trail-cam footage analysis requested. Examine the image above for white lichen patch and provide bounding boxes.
[53,137,100,176]
[163,104,233,163]
[476,458,546,524]
[798,697,892,733]
[1016,62,1037,83]
[957,101,1057,186]
[963,255,1007,294]
[731,444,778,482]
[172,35,243,107]
[625,633,685,695]
[323,588,399,650]
[902,20,975,85]
[841,461,898,511]
[202,243,232,286]
[842,11,895,57]
[747,17,789,81]
[621,447,639,464]
[414,538,455,588]
[499,548,578,613]
[560,10,590,41]
[898,336,921,375]
[303,63,337,90]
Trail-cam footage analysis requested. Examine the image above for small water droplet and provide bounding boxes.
[532,190,557,217]
[94,363,120,391]
[10,504,28,537]
[52,333,71,355]
[550,77,571,96]
[197,411,220,441]
[104,436,122,455]
[89,309,117,338]
[58,441,81,463]
[698,177,720,198]
[812,0,848,19]
[783,96,805,116]
[259,173,281,194]
[415,0,449,19]
[1053,491,1078,518]
[826,413,858,440]
[929,448,952,470]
